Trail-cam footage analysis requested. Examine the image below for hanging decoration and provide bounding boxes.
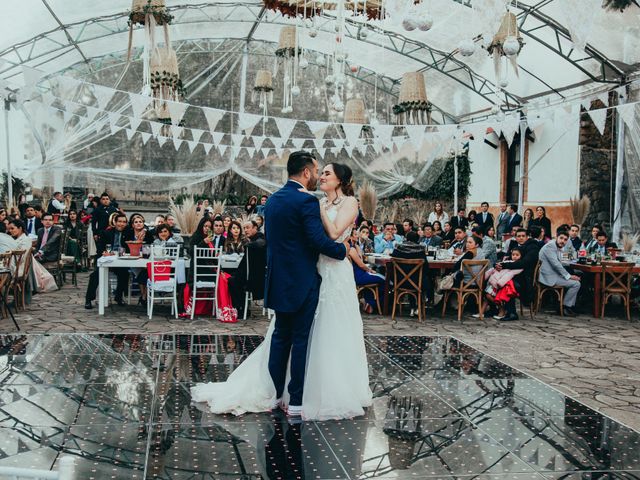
[263,0,385,20]
[274,26,301,114]
[150,46,185,128]
[126,0,174,97]
[486,10,524,86]
[393,72,432,125]
[458,38,476,57]
[402,1,434,32]
[344,98,366,124]
[252,70,274,117]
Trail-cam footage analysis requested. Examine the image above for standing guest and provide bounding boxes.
[63,192,77,212]
[473,226,497,267]
[391,230,430,314]
[587,231,618,255]
[441,221,455,242]
[357,225,374,253]
[24,206,42,237]
[476,202,494,231]
[83,193,95,211]
[35,213,62,265]
[91,192,118,239]
[428,202,449,224]
[506,204,523,232]
[585,225,603,251]
[47,192,65,214]
[17,194,29,218]
[538,230,581,316]
[522,208,534,230]
[255,215,265,233]
[432,220,443,238]
[255,195,269,216]
[165,214,181,234]
[64,210,82,264]
[244,196,258,215]
[496,203,510,238]
[448,227,467,255]
[349,229,385,314]
[568,224,583,251]
[85,213,130,309]
[420,224,442,249]
[374,222,402,253]
[467,210,477,227]
[530,206,552,240]
[224,221,246,254]
[450,208,469,231]
[401,219,414,237]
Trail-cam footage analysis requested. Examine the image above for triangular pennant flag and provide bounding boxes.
[140,132,152,145]
[274,117,297,141]
[63,110,74,125]
[306,120,330,139]
[150,121,162,137]
[333,139,345,150]
[316,147,327,159]
[17,439,30,454]
[344,144,355,156]
[129,92,152,119]
[292,138,305,149]
[128,116,143,132]
[588,108,607,135]
[325,147,334,156]
[252,135,265,147]
[191,128,205,143]
[596,91,609,107]
[246,147,256,157]
[211,132,225,145]
[203,107,225,133]
[404,124,426,150]
[92,84,115,110]
[172,136,184,151]
[125,128,136,140]
[238,112,262,132]
[617,103,636,128]
[107,111,121,128]
[166,100,189,126]
[231,133,244,145]
[203,143,214,154]
[187,140,199,153]
[170,125,183,139]
[581,98,593,111]
[356,142,368,156]
[84,106,99,122]
[342,123,363,146]
[312,138,324,149]
[110,122,123,136]
[157,135,168,147]
[22,66,45,88]
[373,124,394,146]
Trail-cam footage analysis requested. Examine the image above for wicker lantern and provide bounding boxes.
[151,46,184,125]
[344,98,366,124]
[393,72,432,125]
[253,70,274,117]
[274,26,302,114]
[487,11,524,84]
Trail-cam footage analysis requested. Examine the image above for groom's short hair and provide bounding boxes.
[287,151,316,177]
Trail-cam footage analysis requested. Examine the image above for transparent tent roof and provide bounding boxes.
[1,0,639,120]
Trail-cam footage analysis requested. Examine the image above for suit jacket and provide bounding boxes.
[96,228,127,259]
[450,216,469,230]
[507,213,523,231]
[476,212,494,231]
[234,233,267,300]
[495,211,510,236]
[264,180,346,312]
[586,241,618,256]
[36,226,62,263]
[91,204,118,236]
[500,238,541,302]
[390,242,428,287]
[530,217,552,238]
[538,240,571,286]
[25,217,43,236]
[420,235,442,249]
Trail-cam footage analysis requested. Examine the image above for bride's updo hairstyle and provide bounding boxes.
[329,163,355,197]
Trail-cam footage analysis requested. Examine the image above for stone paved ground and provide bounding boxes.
[3,272,639,432]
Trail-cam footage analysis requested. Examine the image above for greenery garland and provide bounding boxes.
[602,0,638,11]
[392,101,432,116]
[151,71,186,97]
[129,4,174,26]
[275,47,302,58]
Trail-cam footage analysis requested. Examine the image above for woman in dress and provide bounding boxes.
[224,220,246,254]
[428,201,449,224]
[64,210,82,264]
[191,162,372,420]
[522,208,534,230]
[124,214,154,303]
[530,206,552,240]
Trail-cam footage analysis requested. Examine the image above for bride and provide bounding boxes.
[191,162,372,421]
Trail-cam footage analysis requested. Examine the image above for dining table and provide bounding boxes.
[569,261,640,317]
[365,254,457,315]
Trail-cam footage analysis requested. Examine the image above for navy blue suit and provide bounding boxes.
[264,180,346,406]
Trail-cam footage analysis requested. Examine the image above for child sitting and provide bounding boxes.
[474,247,524,319]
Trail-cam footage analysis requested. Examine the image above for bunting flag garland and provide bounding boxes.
[129,92,152,119]
[588,108,607,135]
[617,103,636,128]
[274,117,297,143]
[203,107,225,133]
[140,132,152,145]
[166,100,189,126]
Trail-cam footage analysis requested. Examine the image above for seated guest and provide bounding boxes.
[450,208,469,230]
[357,225,374,253]
[228,220,267,318]
[349,228,385,314]
[441,221,455,243]
[568,224,583,251]
[432,220,443,238]
[420,224,442,249]
[538,230,581,316]
[153,224,180,246]
[85,213,130,309]
[401,219,415,237]
[587,231,618,256]
[189,217,214,253]
[451,235,485,288]
[0,231,17,253]
[480,246,524,319]
[448,227,467,255]
[165,214,181,234]
[530,206,552,240]
[585,225,602,251]
[255,215,265,233]
[486,225,496,240]
[473,226,497,267]
[374,222,402,253]
[502,225,523,258]
[494,227,542,321]
[47,191,65,214]
[244,196,258,215]
[7,219,33,276]
[224,220,246,254]
[209,217,227,250]
[35,213,62,266]
[391,231,430,314]
[24,206,42,237]
[124,214,154,245]
[149,214,166,235]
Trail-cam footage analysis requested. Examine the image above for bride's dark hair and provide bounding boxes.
[328,163,355,197]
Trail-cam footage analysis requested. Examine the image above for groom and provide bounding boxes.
[264,151,348,417]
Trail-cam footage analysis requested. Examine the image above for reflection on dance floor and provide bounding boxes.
[0,334,638,479]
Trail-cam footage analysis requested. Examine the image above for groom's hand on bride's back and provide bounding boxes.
[343,239,351,254]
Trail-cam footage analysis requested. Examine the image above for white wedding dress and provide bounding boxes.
[191,201,372,420]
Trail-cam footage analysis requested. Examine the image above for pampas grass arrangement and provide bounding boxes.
[358,181,378,221]
[621,232,640,252]
[211,199,226,218]
[570,195,591,226]
[169,197,203,235]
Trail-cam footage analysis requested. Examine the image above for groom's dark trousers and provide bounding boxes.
[264,178,346,407]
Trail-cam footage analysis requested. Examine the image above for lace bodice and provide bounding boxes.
[321,197,352,243]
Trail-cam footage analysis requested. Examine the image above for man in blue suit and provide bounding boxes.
[264,151,348,417]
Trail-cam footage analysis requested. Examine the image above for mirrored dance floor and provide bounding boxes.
[0,334,638,479]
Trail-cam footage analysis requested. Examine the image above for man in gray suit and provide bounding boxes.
[419,224,442,249]
[495,203,510,238]
[538,230,581,316]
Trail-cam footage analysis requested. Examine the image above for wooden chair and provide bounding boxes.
[59,230,78,287]
[442,259,489,322]
[356,284,382,315]
[601,261,634,321]
[12,251,32,312]
[390,258,426,322]
[0,252,18,329]
[533,260,565,316]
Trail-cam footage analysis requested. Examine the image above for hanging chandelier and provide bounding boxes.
[486,10,524,87]
[274,26,302,114]
[263,0,385,20]
[150,46,185,125]
[393,72,432,125]
[253,70,274,117]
